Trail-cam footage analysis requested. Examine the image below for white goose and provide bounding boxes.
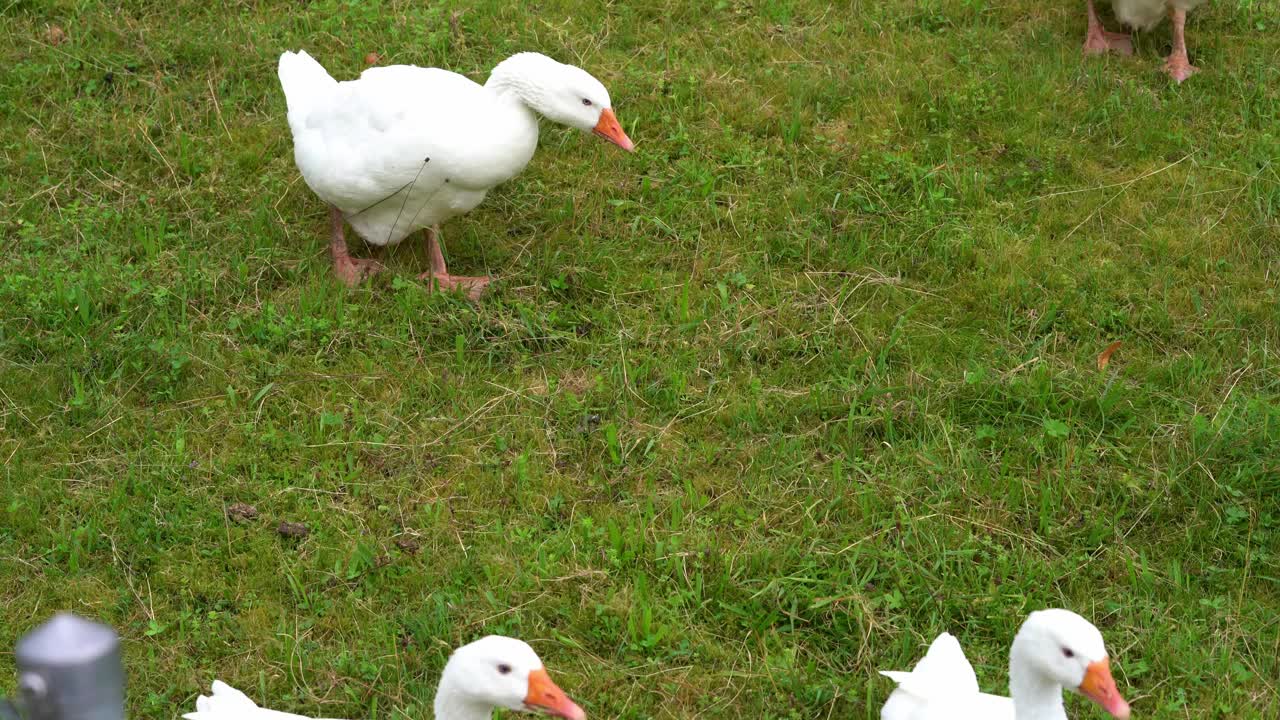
[277,50,635,294]
[1082,0,1208,83]
[880,609,1131,720]
[183,636,585,720]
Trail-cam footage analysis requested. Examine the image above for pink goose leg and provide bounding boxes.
[1163,7,1199,83]
[1083,0,1133,56]
[418,225,491,300]
[329,205,383,286]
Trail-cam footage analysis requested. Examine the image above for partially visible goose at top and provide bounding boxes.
[1082,0,1209,83]
[880,609,1131,720]
[183,635,585,720]
[277,50,635,295]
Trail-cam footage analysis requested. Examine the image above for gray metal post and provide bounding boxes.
[8,614,125,720]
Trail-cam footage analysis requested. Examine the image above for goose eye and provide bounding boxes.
[581,98,592,106]
[497,663,512,675]
[1062,647,1075,659]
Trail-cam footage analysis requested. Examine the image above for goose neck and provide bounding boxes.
[432,678,493,720]
[1009,639,1068,720]
[485,54,553,114]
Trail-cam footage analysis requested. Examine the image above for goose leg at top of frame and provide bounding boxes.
[1163,7,1200,84]
[1083,0,1134,56]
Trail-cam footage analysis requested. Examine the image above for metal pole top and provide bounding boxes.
[16,615,119,668]
[13,614,125,720]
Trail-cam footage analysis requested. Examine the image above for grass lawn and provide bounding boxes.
[2,0,1278,717]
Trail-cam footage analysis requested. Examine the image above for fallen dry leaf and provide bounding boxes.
[277,521,309,539]
[1097,341,1123,371]
[226,502,259,522]
[45,24,67,46]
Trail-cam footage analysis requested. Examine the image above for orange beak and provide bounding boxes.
[592,108,634,152]
[1079,658,1130,719]
[524,667,585,720]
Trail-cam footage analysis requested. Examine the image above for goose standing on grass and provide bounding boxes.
[880,609,1131,720]
[277,50,635,296]
[1082,0,1208,83]
[184,636,585,720]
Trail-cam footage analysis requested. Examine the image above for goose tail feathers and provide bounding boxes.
[182,680,262,720]
[278,50,336,123]
[879,632,980,719]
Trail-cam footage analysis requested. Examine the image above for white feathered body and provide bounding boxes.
[1111,0,1210,31]
[183,680,338,720]
[880,632,1019,720]
[277,51,540,247]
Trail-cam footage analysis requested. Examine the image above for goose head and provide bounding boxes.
[435,635,585,720]
[1011,610,1130,719]
[487,52,635,152]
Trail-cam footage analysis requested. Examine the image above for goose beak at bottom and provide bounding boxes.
[592,108,635,152]
[1079,658,1130,719]
[523,668,586,720]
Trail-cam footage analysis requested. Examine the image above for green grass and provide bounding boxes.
[2,0,1278,718]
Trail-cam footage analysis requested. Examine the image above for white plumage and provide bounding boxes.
[880,610,1130,720]
[276,50,634,290]
[1083,0,1209,83]
[1111,0,1209,31]
[184,680,320,720]
[279,52,540,248]
[183,636,585,720]
[880,632,1012,720]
